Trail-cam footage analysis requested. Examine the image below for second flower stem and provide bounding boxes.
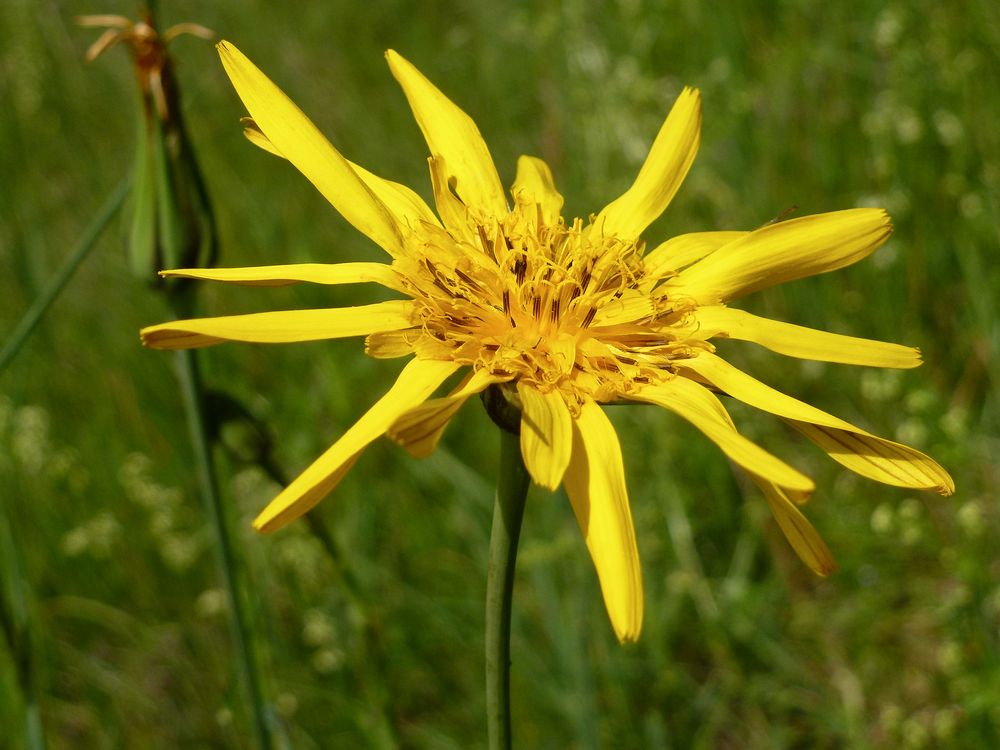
[173,344,272,750]
[485,428,530,750]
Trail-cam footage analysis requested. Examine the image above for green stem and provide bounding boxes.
[260,460,398,747]
[485,428,530,750]
[0,495,47,750]
[172,345,272,750]
[0,177,128,747]
[0,178,129,375]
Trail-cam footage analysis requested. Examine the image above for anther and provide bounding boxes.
[513,256,527,285]
[477,225,496,261]
[454,267,481,290]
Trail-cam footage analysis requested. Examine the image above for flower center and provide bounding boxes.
[392,204,704,404]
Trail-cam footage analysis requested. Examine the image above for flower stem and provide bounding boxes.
[171,343,272,750]
[258,459,399,747]
[486,427,530,750]
[0,495,47,750]
[0,178,129,375]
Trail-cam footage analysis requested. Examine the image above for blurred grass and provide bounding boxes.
[1,0,998,747]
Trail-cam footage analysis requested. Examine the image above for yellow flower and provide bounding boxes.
[141,42,953,643]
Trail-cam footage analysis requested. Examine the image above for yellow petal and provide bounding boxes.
[692,306,922,368]
[670,208,892,303]
[365,330,418,359]
[593,87,701,239]
[242,116,442,231]
[590,291,655,327]
[747,473,836,576]
[141,300,414,350]
[241,117,283,155]
[789,421,955,495]
[386,49,507,217]
[562,401,643,643]
[388,369,501,457]
[428,156,474,240]
[517,383,572,490]
[350,160,443,232]
[254,357,459,532]
[632,377,815,496]
[642,231,748,283]
[217,41,404,254]
[511,155,564,226]
[681,352,953,495]
[161,262,407,292]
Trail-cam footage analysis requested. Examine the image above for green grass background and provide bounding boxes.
[1,0,997,747]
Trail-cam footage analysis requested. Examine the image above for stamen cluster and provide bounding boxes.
[394,206,703,406]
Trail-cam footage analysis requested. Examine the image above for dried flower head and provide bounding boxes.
[78,13,214,119]
[79,12,217,284]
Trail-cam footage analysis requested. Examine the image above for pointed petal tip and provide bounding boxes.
[938,473,956,496]
[879,209,893,234]
[861,206,893,236]
[139,324,205,350]
[614,620,643,644]
[679,86,702,117]
[252,512,285,534]
[138,325,163,348]
[138,328,177,350]
[384,48,405,71]
[681,85,701,100]
[384,50,412,81]
[815,559,838,577]
[532,475,562,492]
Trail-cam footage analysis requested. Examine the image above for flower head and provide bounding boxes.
[141,42,953,642]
